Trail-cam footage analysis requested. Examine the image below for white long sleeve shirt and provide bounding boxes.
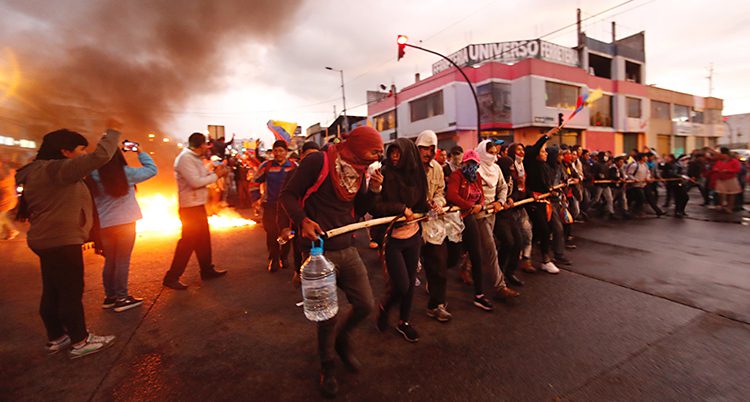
[174,148,218,208]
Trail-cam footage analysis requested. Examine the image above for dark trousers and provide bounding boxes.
[33,245,88,343]
[382,233,421,322]
[317,247,375,368]
[527,202,552,262]
[165,205,213,281]
[628,187,663,215]
[674,183,689,214]
[422,241,448,309]
[494,214,521,277]
[262,202,290,267]
[461,214,484,296]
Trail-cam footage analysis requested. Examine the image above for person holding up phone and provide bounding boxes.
[90,143,157,312]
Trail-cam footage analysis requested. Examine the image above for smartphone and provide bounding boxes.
[122,140,139,152]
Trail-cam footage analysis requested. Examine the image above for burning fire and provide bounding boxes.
[136,194,256,235]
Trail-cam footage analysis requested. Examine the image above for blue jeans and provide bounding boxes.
[101,222,137,299]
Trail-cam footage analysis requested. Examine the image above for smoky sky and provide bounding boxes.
[1,0,303,141]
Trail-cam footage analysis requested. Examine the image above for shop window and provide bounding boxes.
[673,104,690,122]
[589,94,613,127]
[374,110,395,131]
[588,53,612,79]
[626,97,641,118]
[410,91,444,122]
[691,109,704,124]
[545,81,579,109]
[625,61,642,83]
[477,82,512,124]
[623,133,639,153]
[651,101,670,120]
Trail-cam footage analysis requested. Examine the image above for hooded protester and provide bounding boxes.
[446,150,494,311]
[280,126,384,398]
[372,138,428,342]
[474,140,519,301]
[504,143,535,273]
[414,130,455,323]
[523,134,560,274]
[15,128,120,359]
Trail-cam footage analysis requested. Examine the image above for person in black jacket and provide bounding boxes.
[372,139,428,342]
[523,134,560,274]
[496,150,525,286]
[280,126,384,398]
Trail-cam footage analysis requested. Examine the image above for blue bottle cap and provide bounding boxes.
[310,237,324,256]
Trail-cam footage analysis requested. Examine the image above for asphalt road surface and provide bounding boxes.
[1,200,748,401]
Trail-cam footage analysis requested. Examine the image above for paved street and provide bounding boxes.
[1,198,749,401]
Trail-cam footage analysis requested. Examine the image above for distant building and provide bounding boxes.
[721,113,750,149]
[368,27,723,155]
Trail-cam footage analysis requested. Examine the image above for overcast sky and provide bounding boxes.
[3,0,749,146]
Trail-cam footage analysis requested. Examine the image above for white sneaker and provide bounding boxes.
[541,261,560,274]
[45,335,71,354]
[69,333,116,359]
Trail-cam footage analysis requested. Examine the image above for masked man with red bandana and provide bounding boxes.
[280,126,384,398]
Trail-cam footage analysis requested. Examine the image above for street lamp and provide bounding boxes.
[395,35,482,143]
[325,66,348,135]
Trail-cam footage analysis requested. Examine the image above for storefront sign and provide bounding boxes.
[534,116,554,124]
[432,39,579,74]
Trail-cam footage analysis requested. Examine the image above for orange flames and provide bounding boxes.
[135,194,256,235]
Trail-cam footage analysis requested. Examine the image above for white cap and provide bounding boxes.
[416,130,438,148]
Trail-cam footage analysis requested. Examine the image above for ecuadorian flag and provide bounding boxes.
[267,120,297,143]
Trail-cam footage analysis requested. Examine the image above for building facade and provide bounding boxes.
[368,32,723,156]
[720,113,750,149]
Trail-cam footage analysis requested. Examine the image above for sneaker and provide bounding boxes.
[520,258,536,274]
[68,333,116,359]
[473,295,493,311]
[565,243,577,250]
[45,335,71,354]
[541,261,560,274]
[426,304,452,322]
[113,296,144,312]
[396,322,419,343]
[554,255,572,266]
[102,297,117,309]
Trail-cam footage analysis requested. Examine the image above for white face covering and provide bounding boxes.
[475,140,499,185]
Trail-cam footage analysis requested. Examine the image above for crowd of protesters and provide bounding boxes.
[5,123,749,398]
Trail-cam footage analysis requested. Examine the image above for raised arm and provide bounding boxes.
[125,152,158,185]
[53,129,121,184]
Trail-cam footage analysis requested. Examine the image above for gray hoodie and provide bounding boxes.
[15,130,120,250]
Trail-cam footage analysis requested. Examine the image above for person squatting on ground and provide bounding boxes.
[280,126,384,398]
[163,133,228,290]
[16,128,121,359]
[90,147,157,312]
[474,140,521,301]
[445,150,495,311]
[372,138,428,342]
[255,140,297,272]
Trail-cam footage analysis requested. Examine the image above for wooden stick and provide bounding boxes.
[324,183,569,239]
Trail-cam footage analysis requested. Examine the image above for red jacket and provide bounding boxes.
[446,170,485,211]
[712,158,741,181]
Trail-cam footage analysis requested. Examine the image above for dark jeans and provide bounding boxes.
[100,222,136,299]
[550,202,566,258]
[165,205,213,281]
[461,214,484,296]
[317,247,375,368]
[673,183,689,214]
[628,187,663,215]
[33,245,88,343]
[494,214,521,277]
[382,232,422,321]
[526,202,552,262]
[262,202,290,267]
[422,241,448,309]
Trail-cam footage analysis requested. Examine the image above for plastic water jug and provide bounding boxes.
[301,238,338,321]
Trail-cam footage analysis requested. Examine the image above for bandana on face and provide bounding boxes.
[461,162,480,182]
